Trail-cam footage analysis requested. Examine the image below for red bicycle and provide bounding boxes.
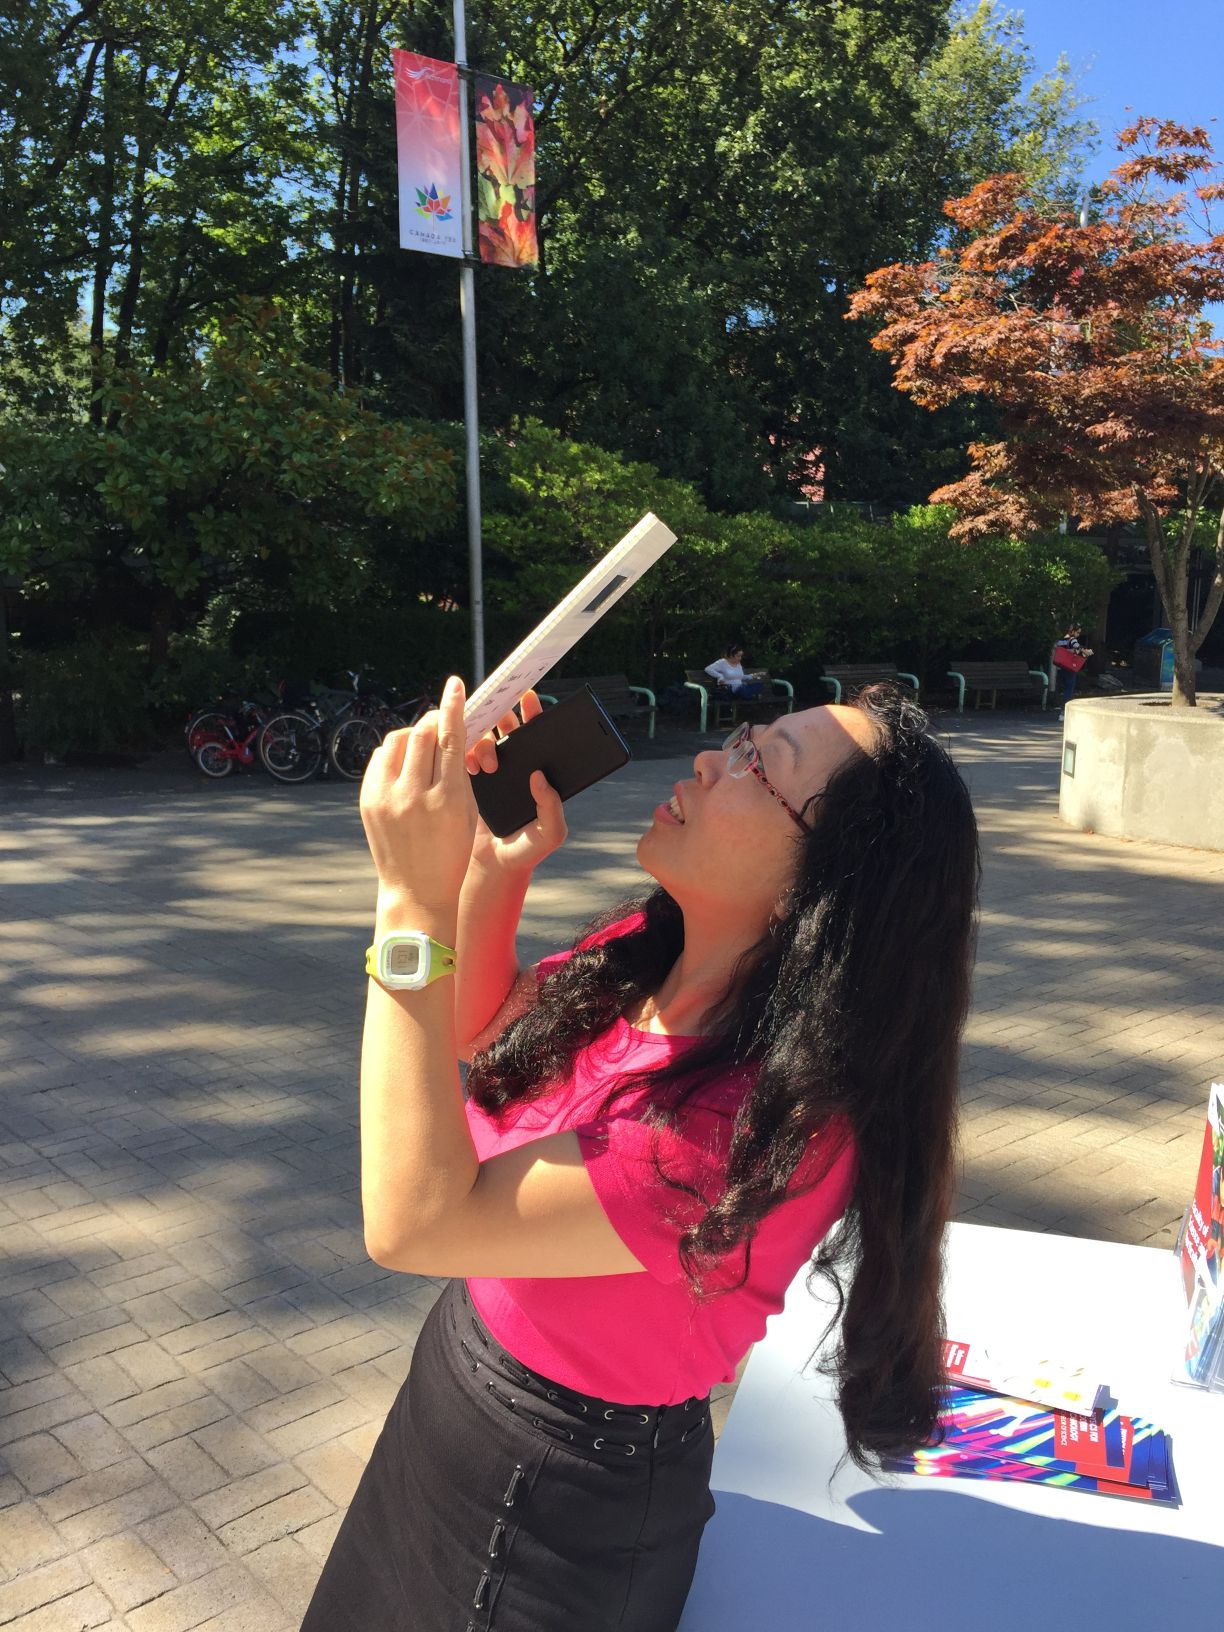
[184,698,273,779]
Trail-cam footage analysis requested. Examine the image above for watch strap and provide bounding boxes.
[423,935,457,982]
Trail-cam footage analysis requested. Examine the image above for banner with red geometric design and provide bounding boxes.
[393,49,464,259]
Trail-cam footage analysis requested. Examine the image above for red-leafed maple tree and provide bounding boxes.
[849,119,1224,706]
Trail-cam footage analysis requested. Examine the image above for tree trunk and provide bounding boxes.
[88,39,116,426]
[329,159,347,386]
[114,60,188,380]
[1138,490,1195,706]
[1168,585,1196,705]
[1168,527,1196,707]
[0,590,18,764]
[151,220,193,369]
[111,66,151,377]
[338,4,379,394]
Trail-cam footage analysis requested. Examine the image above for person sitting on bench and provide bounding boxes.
[704,642,764,699]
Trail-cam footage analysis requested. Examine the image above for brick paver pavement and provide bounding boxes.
[2,714,1222,1629]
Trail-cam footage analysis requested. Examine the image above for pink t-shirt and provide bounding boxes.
[464,921,857,1406]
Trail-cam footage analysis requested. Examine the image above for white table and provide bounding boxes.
[680,1224,1222,1630]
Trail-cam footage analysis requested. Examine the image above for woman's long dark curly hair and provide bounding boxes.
[467,685,980,1469]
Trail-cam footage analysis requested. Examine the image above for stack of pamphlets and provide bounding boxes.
[882,1337,1177,1505]
[884,1386,1177,1505]
[1175,1083,1224,1390]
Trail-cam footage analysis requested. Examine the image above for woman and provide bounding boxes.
[1053,623,1093,719]
[301,678,979,1632]
[703,641,764,698]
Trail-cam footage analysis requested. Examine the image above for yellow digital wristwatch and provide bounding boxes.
[364,931,457,991]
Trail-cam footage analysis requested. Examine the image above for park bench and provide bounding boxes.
[683,669,795,734]
[946,660,1049,712]
[822,663,920,704]
[536,674,658,739]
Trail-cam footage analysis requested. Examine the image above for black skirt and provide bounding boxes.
[300,1278,717,1632]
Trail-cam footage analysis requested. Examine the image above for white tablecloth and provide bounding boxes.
[680,1223,1221,1630]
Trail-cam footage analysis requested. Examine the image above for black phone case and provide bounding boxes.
[470,687,632,838]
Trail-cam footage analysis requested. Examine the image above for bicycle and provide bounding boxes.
[185,698,273,779]
[185,702,240,764]
[328,680,437,781]
[258,705,327,783]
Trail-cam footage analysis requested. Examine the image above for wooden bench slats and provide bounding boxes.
[946,661,1049,712]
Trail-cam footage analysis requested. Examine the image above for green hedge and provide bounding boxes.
[15,636,160,758]
[480,423,1116,691]
[8,419,1117,756]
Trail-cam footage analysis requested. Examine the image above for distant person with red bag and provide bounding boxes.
[1053,623,1092,720]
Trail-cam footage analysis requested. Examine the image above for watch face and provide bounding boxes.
[386,940,424,979]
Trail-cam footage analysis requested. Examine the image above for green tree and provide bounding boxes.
[481,422,1112,690]
[0,1,309,412]
[849,121,1224,705]
[278,2,1097,506]
[0,305,456,666]
[3,2,1095,499]
[912,1,1094,216]
[454,2,1097,506]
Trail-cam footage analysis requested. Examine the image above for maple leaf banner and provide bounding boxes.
[474,75,538,269]
[394,49,464,259]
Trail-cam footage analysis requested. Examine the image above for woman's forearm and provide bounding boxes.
[360,893,477,1262]
[453,857,533,1051]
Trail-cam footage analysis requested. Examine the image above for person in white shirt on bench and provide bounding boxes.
[705,642,764,699]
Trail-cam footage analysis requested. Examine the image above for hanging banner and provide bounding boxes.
[393,49,464,259]
[474,76,538,268]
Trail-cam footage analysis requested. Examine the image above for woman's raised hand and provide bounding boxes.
[464,689,567,876]
[359,675,477,913]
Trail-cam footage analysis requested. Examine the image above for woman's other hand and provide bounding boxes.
[464,689,567,876]
[360,675,477,912]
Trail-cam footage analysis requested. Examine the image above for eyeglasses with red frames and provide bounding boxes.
[722,722,809,830]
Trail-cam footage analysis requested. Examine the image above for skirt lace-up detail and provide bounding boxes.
[465,1463,531,1628]
[531,1414,575,1443]
[299,1282,717,1632]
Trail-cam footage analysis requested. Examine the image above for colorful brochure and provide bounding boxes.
[884,1386,1176,1506]
[944,1338,1107,1418]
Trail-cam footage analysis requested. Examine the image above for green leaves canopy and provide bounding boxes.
[2,1,1094,504]
[0,308,456,607]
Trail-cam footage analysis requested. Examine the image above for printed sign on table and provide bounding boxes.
[1176,1082,1224,1386]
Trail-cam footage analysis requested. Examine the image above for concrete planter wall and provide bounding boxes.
[1058,696,1224,851]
